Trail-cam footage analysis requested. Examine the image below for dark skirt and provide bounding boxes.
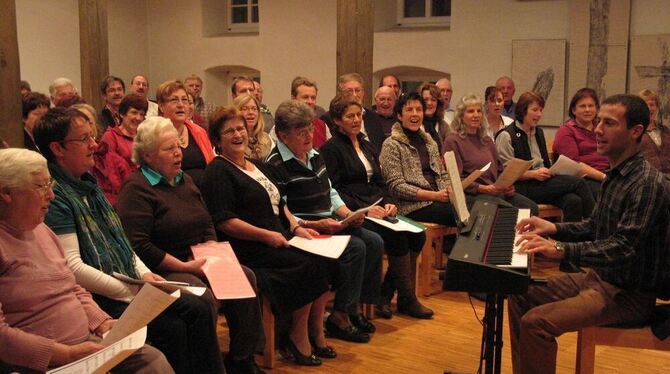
[231,240,341,315]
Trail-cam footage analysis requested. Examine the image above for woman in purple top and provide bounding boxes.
[552,88,608,197]
[443,94,538,215]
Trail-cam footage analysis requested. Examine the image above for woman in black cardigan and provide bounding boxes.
[320,93,432,319]
[201,106,341,366]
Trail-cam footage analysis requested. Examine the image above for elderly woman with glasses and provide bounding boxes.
[201,106,340,366]
[115,116,263,374]
[157,80,215,188]
[0,148,173,373]
[33,107,228,374]
[233,93,274,160]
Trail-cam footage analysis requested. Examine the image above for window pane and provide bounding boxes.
[431,0,451,17]
[232,7,248,24]
[252,6,259,23]
[252,0,258,3]
[404,0,425,18]
[232,0,247,5]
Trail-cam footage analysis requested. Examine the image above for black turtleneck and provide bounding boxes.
[403,126,438,191]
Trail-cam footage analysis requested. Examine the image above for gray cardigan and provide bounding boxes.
[379,122,450,216]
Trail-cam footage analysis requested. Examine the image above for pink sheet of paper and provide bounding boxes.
[191,241,256,300]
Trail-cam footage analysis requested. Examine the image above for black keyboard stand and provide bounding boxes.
[480,293,506,374]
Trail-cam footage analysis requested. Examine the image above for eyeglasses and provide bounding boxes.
[168,97,190,105]
[33,179,57,196]
[240,106,259,112]
[60,133,96,145]
[221,126,247,136]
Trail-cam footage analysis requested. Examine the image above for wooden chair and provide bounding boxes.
[261,297,276,368]
[537,204,563,221]
[417,222,458,297]
[575,324,670,373]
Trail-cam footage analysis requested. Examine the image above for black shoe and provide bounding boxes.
[284,338,322,366]
[349,313,376,333]
[325,317,370,343]
[375,303,393,319]
[224,355,266,374]
[397,297,434,319]
[309,336,337,359]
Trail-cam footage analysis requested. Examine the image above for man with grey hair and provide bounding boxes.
[129,75,159,117]
[436,77,455,126]
[49,77,78,107]
[373,85,397,139]
[184,74,218,123]
[496,75,516,118]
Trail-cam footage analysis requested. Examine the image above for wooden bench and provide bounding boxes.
[537,203,563,221]
[417,222,458,297]
[575,324,670,373]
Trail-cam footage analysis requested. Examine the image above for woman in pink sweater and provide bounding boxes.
[0,148,171,373]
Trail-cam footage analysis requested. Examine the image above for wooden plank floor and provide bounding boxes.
[218,291,670,374]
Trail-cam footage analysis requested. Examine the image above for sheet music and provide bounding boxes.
[102,284,179,345]
[47,326,147,374]
[495,158,533,189]
[191,241,256,300]
[443,151,470,224]
[549,154,582,176]
[461,162,491,189]
[499,208,531,268]
[112,272,206,296]
[340,197,383,225]
[365,216,424,233]
[288,235,351,259]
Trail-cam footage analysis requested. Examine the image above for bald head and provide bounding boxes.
[374,86,396,117]
[435,78,453,108]
[496,76,515,105]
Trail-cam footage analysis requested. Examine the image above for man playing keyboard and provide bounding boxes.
[508,94,670,374]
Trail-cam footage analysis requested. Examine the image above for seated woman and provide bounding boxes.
[33,107,227,374]
[552,88,608,197]
[0,148,172,373]
[96,94,147,204]
[484,86,514,138]
[379,92,458,227]
[442,94,538,215]
[201,107,340,366]
[638,89,670,174]
[115,116,263,374]
[233,93,274,160]
[418,82,449,150]
[22,91,50,152]
[495,92,595,222]
[157,80,215,188]
[320,93,432,319]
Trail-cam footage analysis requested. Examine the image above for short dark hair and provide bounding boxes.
[119,94,149,115]
[329,92,362,120]
[291,76,318,97]
[232,75,254,95]
[394,91,426,118]
[601,94,650,134]
[208,106,246,154]
[568,88,599,120]
[20,80,31,92]
[33,107,89,162]
[22,92,50,119]
[379,74,400,88]
[515,91,545,124]
[99,75,125,96]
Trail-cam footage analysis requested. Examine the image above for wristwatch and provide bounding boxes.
[554,241,565,255]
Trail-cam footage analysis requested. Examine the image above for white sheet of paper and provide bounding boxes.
[365,216,424,233]
[102,284,179,345]
[340,197,383,225]
[112,272,207,296]
[461,162,492,189]
[549,154,582,176]
[47,326,147,374]
[288,235,351,259]
[443,151,470,224]
[495,158,533,189]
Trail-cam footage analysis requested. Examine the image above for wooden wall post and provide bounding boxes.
[79,0,109,111]
[0,0,23,147]
[336,0,374,108]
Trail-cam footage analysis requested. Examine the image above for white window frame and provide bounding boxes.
[396,0,450,28]
[227,0,259,33]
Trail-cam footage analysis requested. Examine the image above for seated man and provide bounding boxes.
[267,100,384,343]
[509,94,670,374]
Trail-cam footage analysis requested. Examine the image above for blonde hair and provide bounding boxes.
[232,93,272,160]
[451,93,490,141]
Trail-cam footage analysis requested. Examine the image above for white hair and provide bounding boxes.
[451,93,490,141]
[0,148,48,189]
[132,116,178,165]
[49,77,76,96]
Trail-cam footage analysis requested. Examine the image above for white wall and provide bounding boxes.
[16,0,80,95]
[631,0,670,36]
